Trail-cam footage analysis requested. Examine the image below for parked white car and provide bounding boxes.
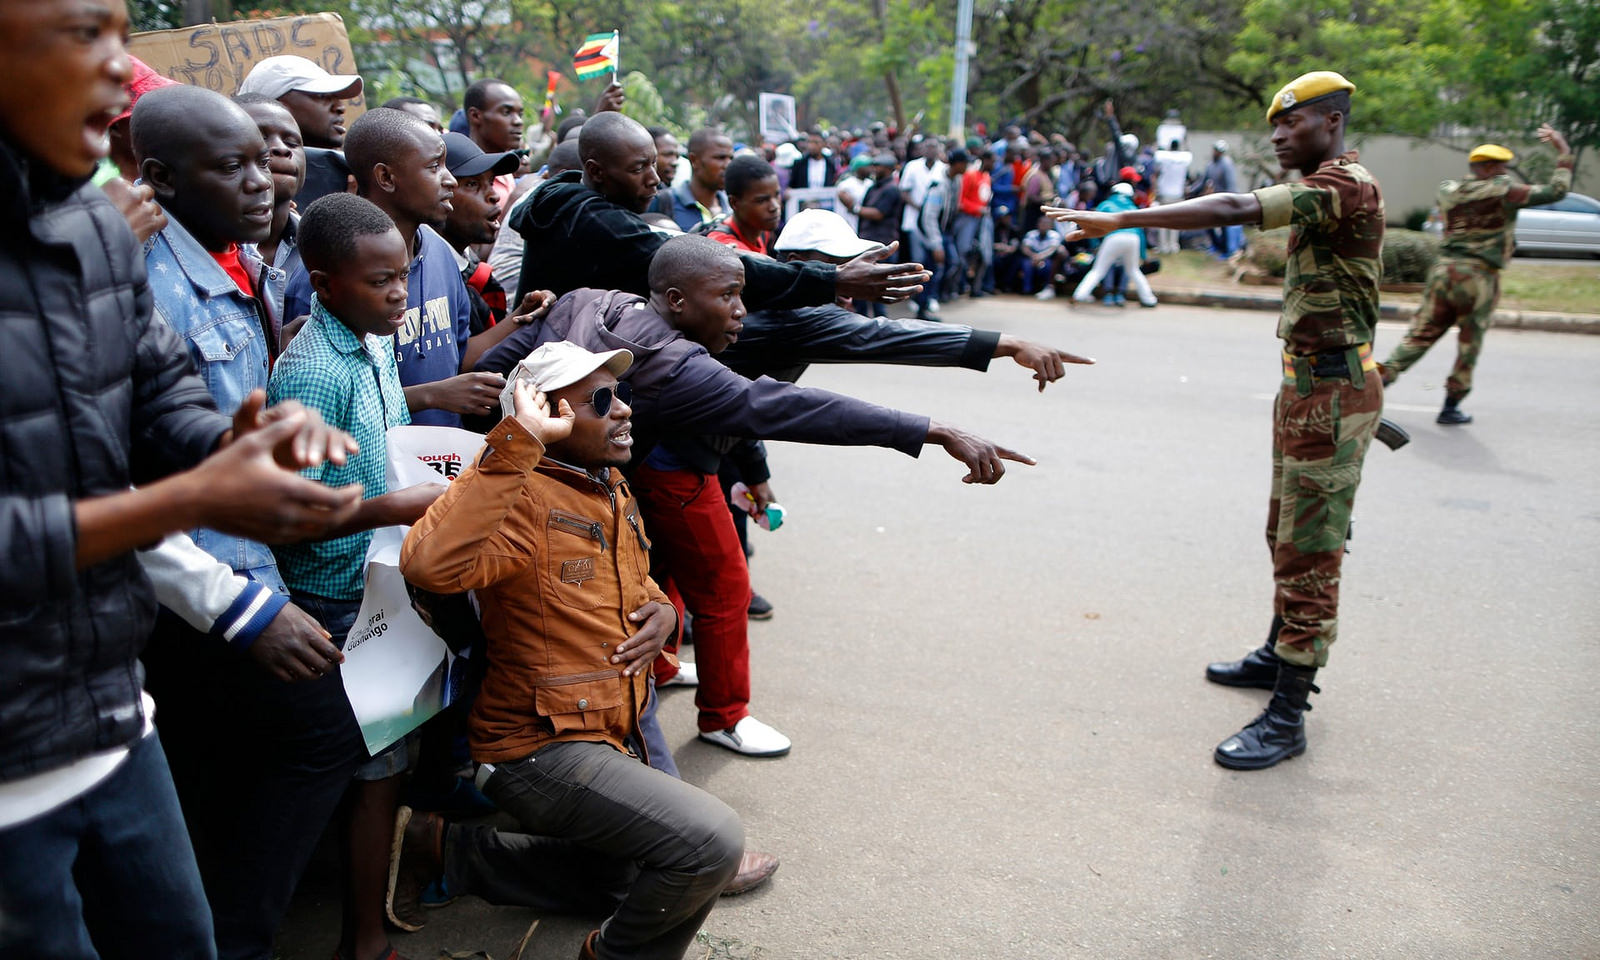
[1424,191,1600,257]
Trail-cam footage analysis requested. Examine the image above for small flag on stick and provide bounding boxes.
[542,69,561,121]
[573,31,619,81]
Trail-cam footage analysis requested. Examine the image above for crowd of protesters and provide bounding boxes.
[7,6,1560,950]
[0,6,1107,958]
[723,100,1250,316]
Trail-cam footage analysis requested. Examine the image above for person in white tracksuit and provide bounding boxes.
[1071,183,1157,307]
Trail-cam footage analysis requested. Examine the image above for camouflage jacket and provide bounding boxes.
[1438,155,1574,270]
[1254,151,1385,355]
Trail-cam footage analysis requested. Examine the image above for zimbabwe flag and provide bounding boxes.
[573,31,619,79]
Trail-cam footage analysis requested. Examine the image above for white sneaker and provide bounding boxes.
[698,715,791,757]
[927,298,941,315]
[659,661,698,687]
[1035,287,1056,300]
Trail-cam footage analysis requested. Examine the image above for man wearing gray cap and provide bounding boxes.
[398,341,745,960]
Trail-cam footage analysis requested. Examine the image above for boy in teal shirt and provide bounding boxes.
[266,192,442,960]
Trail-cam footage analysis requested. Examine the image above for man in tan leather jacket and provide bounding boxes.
[398,341,743,960]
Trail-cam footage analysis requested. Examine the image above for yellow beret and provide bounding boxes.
[1266,71,1357,122]
[1468,144,1514,164]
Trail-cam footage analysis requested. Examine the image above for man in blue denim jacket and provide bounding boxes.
[132,83,375,960]
[136,86,283,587]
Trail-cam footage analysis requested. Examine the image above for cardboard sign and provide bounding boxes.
[128,13,365,116]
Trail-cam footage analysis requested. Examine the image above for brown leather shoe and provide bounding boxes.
[720,849,779,896]
[578,930,601,960]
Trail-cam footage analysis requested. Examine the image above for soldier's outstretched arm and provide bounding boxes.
[1043,192,1262,243]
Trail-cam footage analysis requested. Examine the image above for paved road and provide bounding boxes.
[278,299,1600,960]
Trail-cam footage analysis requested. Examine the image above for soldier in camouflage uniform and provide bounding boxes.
[1046,70,1383,770]
[1380,126,1574,424]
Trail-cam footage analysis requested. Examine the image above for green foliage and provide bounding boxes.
[1383,229,1439,284]
[1247,227,1438,283]
[619,71,670,130]
[1245,228,1289,277]
[1225,0,1450,135]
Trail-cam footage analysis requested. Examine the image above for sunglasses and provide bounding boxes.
[572,381,632,417]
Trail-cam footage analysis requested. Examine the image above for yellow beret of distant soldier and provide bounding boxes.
[1468,144,1514,164]
[1266,71,1357,122]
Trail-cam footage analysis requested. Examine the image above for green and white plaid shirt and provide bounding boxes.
[267,296,411,601]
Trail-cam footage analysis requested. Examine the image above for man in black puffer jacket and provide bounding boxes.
[0,4,363,955]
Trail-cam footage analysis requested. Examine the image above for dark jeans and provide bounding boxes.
[939,233,964,300]
[636,680,680,777]
[0,734,216,960]
[446,741,743,960]
[908,232,942,311]
[1021,259,1054,294]
[143,605,366,960]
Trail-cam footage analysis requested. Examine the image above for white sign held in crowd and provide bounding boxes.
[342,425,486,755]
[784,187,839,223]
[759,92,799,143]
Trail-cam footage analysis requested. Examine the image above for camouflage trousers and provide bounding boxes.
[1382,258,1499,401]
[1267,365,1383,668]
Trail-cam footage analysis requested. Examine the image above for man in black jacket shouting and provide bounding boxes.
[0,3,362,956]
[512,111,929,308]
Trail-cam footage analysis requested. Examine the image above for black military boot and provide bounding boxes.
[1213,663,1319,770]
[1436,395,1473,425]
[1204,615,1283,690]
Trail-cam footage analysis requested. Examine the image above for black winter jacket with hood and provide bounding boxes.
[512,171,840,309]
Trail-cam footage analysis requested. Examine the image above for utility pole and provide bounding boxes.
[949,0,974,139]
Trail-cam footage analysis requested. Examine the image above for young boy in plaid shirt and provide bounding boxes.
[266,192,443,960]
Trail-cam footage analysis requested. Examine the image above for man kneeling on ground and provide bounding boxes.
[398,343,742,960]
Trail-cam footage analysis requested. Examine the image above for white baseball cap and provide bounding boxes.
[498,340,633,418]
[238,55,363,101]
[1111,182,1134,197]
[773,208,882,259]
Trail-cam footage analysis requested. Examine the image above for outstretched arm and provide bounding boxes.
[1044,192,1261,242]
[926,422,1035,484]
[994,334,1094,392]
[654,354,1033,483]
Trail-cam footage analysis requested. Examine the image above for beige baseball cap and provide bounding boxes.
[498,340,633,418]
[238,55,363,101]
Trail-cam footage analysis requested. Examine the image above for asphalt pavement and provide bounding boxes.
[276,298,1600,960]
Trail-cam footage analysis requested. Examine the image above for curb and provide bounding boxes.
[1151,287,1600,335]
